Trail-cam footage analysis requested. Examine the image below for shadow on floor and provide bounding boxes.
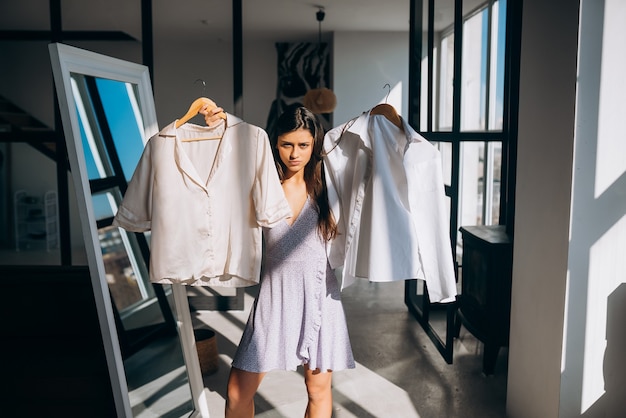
[194,279,508,418]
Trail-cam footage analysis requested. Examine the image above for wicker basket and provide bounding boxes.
[194,329,219,376]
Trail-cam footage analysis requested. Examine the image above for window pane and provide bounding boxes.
[432,141,452,186]
[418,0,430,130]
[100,224,156,319]
[421,50,429,129]
[461,8,487,131]
[101,225,144,312]
[459,141,482,226]
[71,75,114,181]
[459,1,506,132]
[95,78,147,181]
[487,141,502,224]
[458,141,502,229]
[489,0,507,130]
[72,75,148,182]
[91,192,117,221]
[438,32,454,131]
[433,0,454,132]
[93,190,154,319]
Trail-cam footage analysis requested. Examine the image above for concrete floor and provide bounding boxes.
[1,234,508,417]
[127,279,508,417]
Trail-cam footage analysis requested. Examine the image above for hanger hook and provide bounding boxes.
[194,78,207,93]
[383,83,391,103]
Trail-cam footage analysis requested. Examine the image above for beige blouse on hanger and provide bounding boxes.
[113,113,291,287]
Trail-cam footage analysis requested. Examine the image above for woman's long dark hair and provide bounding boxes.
[271,105,337,241]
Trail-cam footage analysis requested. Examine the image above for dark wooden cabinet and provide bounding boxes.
[457,225,513,375]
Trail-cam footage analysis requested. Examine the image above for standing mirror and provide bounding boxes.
[49,42,209,417]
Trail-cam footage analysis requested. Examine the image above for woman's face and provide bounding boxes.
[277,128,314,178]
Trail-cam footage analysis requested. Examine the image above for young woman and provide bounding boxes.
[225,105,355,418]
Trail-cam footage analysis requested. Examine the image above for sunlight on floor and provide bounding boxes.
[196,289,422,418]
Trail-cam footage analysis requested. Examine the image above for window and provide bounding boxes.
[410,0,508,256]
[407,0,516,363]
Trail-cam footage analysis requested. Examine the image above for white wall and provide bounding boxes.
[506,0,579,416]
[151,38,278,130]
[152,39,233,124]
[560,0,626,416]
[508,0,626,417]
[242,39,282,128]
[333,31,409,127]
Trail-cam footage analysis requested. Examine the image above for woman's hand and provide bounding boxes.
[200,105,225,127]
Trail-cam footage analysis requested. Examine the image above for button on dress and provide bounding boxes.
[232,198,355,373]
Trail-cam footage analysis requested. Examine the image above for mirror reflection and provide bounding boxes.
[68,70,194,416]
[71,73,161,337]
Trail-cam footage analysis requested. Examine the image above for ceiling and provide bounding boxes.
[0,0,467,43]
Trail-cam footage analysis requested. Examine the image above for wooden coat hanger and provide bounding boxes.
[370,84,403,131]
[175,97,227,141]
[176,97,226,128]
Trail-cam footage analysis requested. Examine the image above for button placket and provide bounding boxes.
[206,192,213,237]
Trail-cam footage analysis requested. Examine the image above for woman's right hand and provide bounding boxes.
[200,105,225,127]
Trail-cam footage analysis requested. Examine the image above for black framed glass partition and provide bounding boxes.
[406,0,519,363]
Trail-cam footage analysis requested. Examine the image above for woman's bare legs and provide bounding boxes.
[225,367,266,418]
[303,365,333,418]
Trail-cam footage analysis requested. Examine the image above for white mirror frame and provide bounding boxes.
[49,42,210,417]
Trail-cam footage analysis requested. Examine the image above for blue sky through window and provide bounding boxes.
[76,77,147,220]
[95,78,145,181]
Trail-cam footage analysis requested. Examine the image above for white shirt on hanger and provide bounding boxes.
[113,114,291,287]
[323,111,457,303]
